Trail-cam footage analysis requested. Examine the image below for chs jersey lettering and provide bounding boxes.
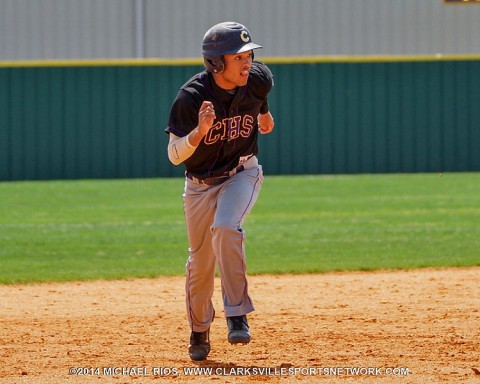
[165,61,274,179]
[204,115,255,144]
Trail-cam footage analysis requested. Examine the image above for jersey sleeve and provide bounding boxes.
[165,90,198,137]
[250,61,274,114]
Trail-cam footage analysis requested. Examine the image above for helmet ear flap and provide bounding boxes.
[204,55,225,73]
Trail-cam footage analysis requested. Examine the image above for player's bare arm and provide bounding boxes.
[167,101,216,165]
[258,111,274,134]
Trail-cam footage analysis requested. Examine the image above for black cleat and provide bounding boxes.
[226,315,251,344]
[188,329,210,361]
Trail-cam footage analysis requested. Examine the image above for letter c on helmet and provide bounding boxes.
[240,30,250,42]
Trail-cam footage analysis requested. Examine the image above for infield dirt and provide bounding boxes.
[1,267,479,383]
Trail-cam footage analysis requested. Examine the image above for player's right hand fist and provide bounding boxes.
[198,101,216,136]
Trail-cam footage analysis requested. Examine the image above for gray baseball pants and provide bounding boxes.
[183,156,263,332]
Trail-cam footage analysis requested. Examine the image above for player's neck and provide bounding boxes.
[212,73,240,92]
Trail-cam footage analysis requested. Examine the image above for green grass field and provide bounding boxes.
[0,173,479,284]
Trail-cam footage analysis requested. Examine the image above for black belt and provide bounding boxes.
[186,165,245,186]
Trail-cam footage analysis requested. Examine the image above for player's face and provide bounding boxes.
[215,51,253,90]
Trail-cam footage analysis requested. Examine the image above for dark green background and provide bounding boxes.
[1,59,479,181]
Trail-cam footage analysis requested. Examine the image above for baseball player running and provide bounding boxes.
[165,21,275,361]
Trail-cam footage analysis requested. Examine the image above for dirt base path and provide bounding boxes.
[1,267,479,383]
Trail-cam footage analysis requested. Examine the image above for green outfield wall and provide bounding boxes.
[1,56,479,181]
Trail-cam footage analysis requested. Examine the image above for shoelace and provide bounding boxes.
[228,316,246,330]
[191,331,208,344]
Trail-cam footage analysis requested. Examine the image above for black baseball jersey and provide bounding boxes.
[165,60,274,179]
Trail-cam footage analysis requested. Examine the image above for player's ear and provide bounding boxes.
[204,55,225,73]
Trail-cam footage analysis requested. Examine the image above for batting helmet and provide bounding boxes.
[202,22,262,73]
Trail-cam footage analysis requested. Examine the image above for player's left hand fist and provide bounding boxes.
[258,112,274,134]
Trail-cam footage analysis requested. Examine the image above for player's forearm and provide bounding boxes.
[167,129,203,165]
[186,127,204,147]
[168,133,195,165]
